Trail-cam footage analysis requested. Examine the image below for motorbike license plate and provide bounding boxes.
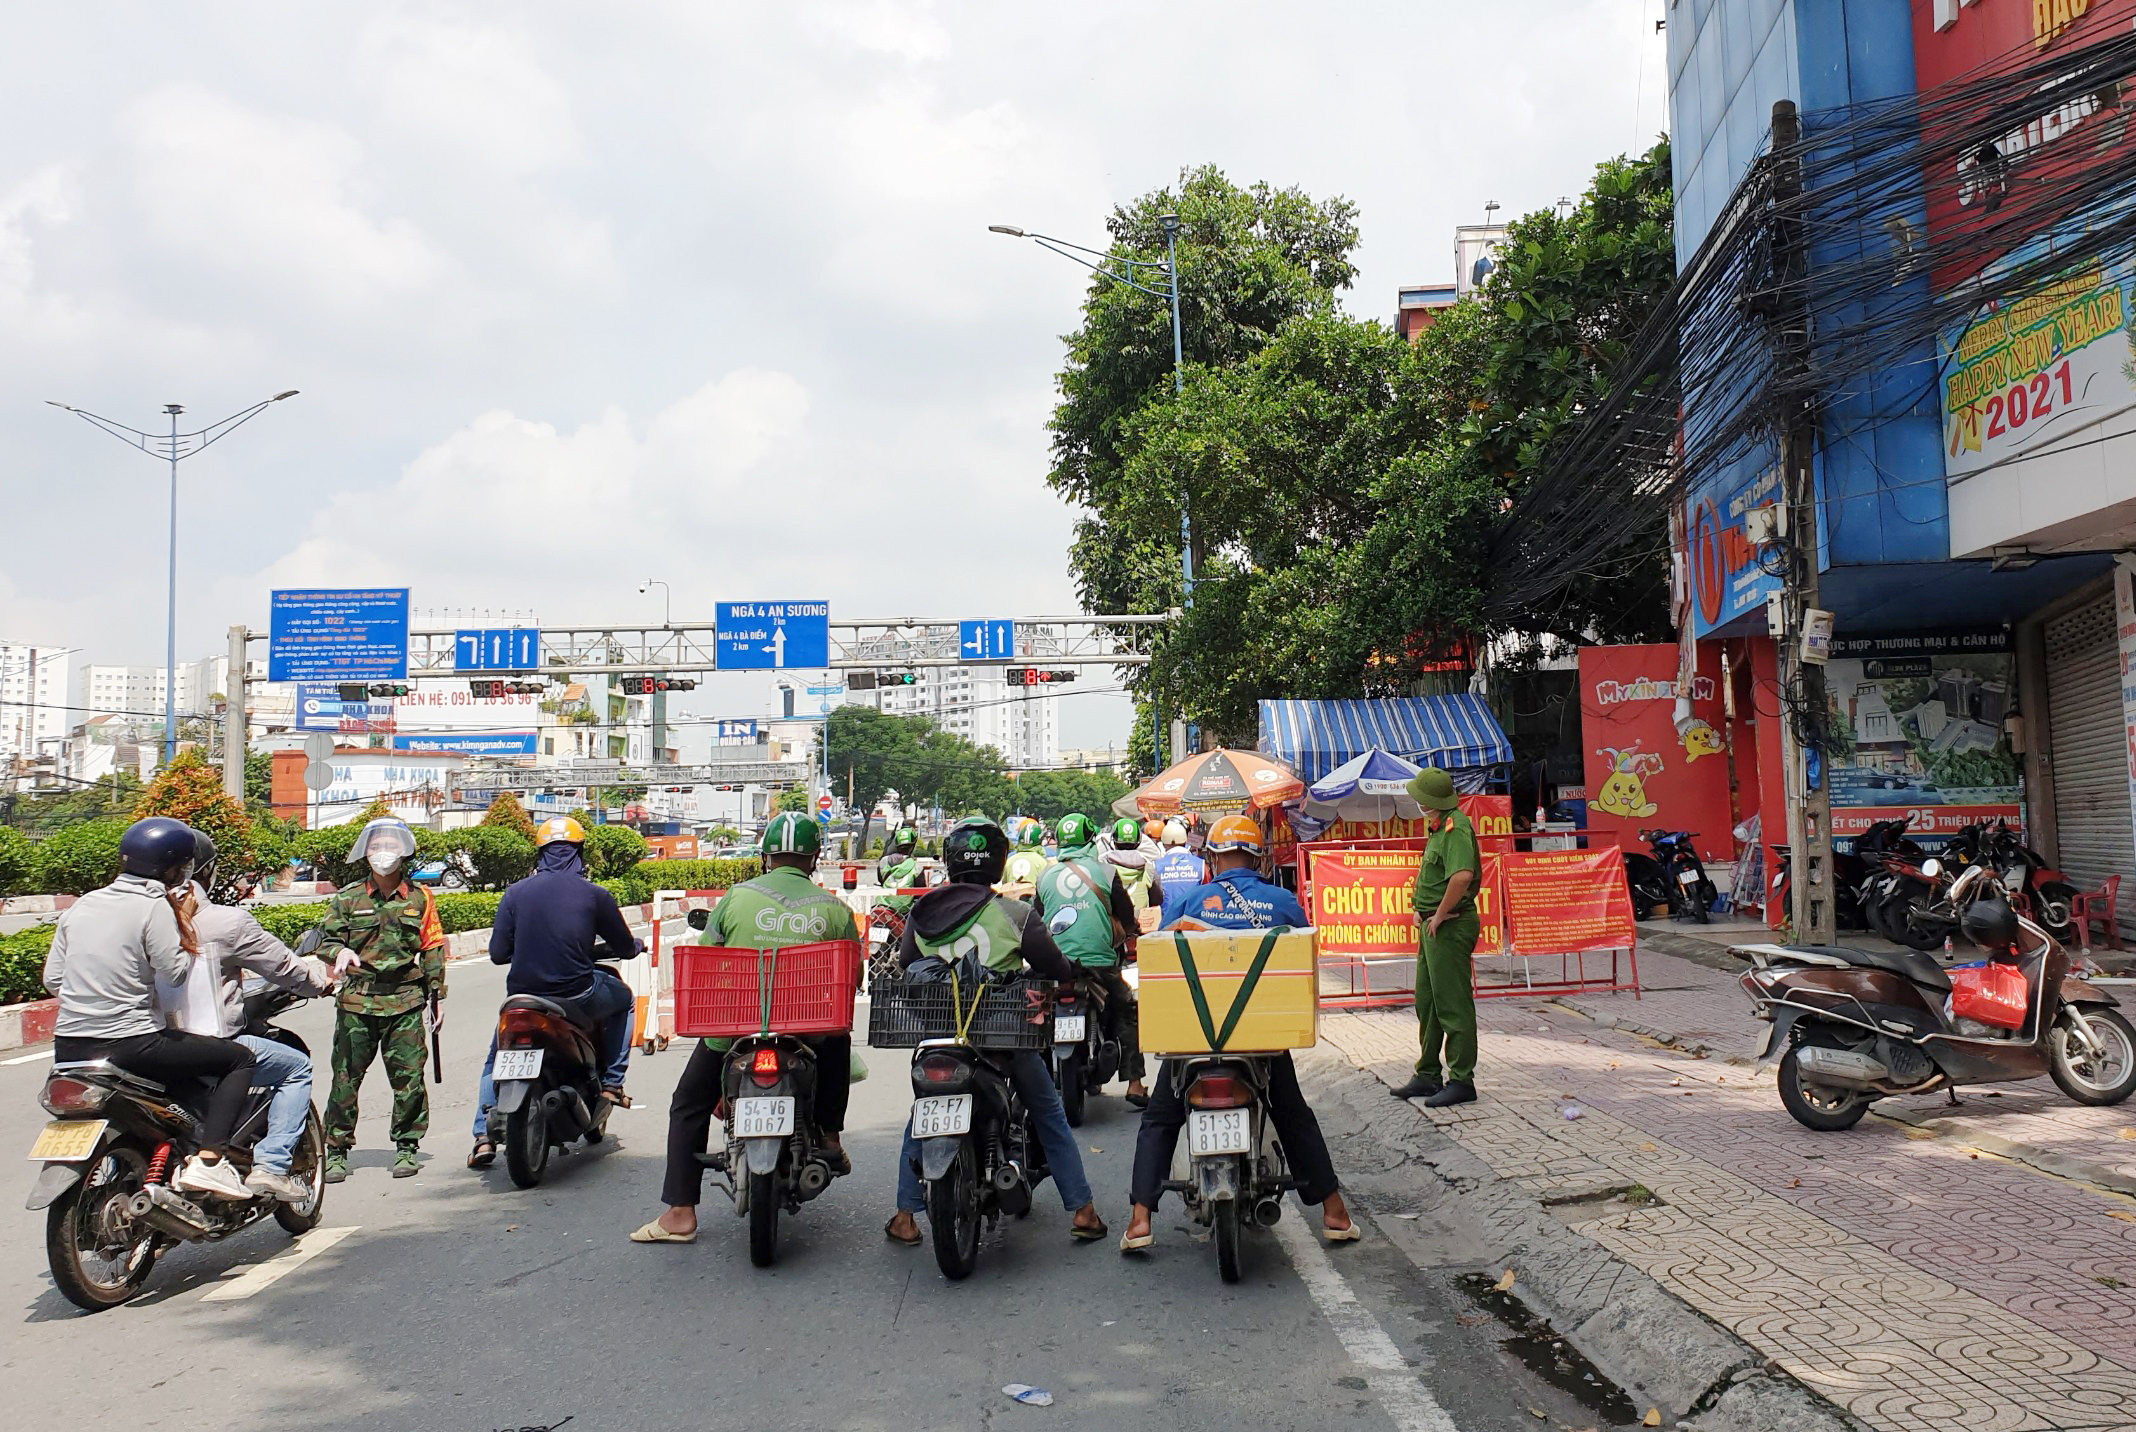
[911,1094,973,1138]
[1054,1013,1087,1044]
[733,1096,796,1138]
[1677,868,1701,885]
[1188,1109,1252,1156]
[28,1119,106,1163]
[493,1048,544,1080]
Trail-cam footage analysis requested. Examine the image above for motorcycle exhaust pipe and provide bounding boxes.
[129,1185,210,1240]
[1794,1045,1893,1089]
[795,1160,832,1198]
[1252,1196,1284,1228]
[992,1161,1032,1216]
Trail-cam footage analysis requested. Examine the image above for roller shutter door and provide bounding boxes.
[2045,595,2133,908]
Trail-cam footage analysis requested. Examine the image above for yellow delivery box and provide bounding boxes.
[1138,926,1319,1054]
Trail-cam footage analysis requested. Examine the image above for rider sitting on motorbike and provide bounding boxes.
[1120,814,1356,1252]
[469,817,641,1168]
[1001,820,1051,888]
[631,813,860,1244]
[1035,817,1149,1105]
[168,830,336,1202]
[1151,819,1205,891]
[883,818,1109,1247]
[875,827,923,914]
[1098,815,1164,919]
[43,817,258,1203]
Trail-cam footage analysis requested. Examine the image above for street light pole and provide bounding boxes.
[49,391,299,767]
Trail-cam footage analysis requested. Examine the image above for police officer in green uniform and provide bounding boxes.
[1035,822,1148,1104]
[1391,768,1482,1108]
[630,812,860,1244]
[319,818,447,1181]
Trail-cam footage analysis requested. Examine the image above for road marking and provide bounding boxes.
[200,1225,359,1302]
[2,1049,54,1065]
[1272,1214,1460,1432]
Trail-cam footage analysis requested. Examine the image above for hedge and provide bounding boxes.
[630,856,760,892]
[0,925,54,1005]
[251,892,507,947]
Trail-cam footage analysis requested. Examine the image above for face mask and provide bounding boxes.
[367,851,403,877]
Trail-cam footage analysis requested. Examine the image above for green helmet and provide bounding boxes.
[1110,816,1144,848]
[1016,821,1043,848]
[1055,813,1096,849]
[761,811,821,857]
[892,826,918,853]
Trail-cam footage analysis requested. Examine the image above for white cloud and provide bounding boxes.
[358,9,583,175]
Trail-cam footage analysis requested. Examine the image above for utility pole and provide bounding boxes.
[1770,100,1836,944]
[222,625,248,806]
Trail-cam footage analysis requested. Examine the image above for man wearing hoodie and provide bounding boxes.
[466,817,641,1168]
[882,818,1108,1246]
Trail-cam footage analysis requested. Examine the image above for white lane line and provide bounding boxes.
[200,1225,360,1302]
[2,1049,54,1066]
[1272,1213,1460,1432]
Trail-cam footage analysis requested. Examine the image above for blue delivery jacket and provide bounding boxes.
[1160,866,1307,932]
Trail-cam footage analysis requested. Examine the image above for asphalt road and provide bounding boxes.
[0,949,1634,1432]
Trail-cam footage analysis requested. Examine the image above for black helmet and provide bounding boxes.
[190,829,219,890]
[121,817,197,885]
[1961,893,2019,954]
[942,818,1009,885]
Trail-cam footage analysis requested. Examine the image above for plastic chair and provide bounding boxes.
[2072,875,2123,951]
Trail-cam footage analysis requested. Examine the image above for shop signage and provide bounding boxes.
[1577,644,1735,863]
[1823,628,2022,838]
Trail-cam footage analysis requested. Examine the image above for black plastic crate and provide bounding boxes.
[867,977,1054,1050]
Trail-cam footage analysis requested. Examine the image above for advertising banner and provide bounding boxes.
[1683,462,1783,638]
[1823,629,2022,840]
[1501,850,1637,955]
[295,685,394,734]
[1303,794,1512,846]
[391,732,538,756]
[1577,644,1734,863]
[1307,847,1505,959]
[393,684,542,729]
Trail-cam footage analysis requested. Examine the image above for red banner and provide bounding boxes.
[1307,846,1509,958]
[1306,793,1513,846]
[1501,849,1637,954]
[1577,644,1734,864]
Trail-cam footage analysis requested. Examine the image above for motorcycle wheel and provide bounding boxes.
[1776,1046,1871,1131]
[46,1146,157,1312]
[928,1141,982,1281]
[2049,1007,2136,1106]
[274,1109,328,1235]
[1690,878,1715,924]
[2036,882,2080,945]
[1059,1053,1086,1128]
[1213,1197,1242,1285]
[1886,893,1950,952]
[505,1098,551,1189]
[748,1170,780,1268]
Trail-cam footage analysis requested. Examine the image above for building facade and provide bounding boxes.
[872,664,1060,769]
[0,643,73,777]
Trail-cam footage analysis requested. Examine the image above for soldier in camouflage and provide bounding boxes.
[319,818,446,1182]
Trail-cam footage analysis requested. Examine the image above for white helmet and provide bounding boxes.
[1161,820,1187,847]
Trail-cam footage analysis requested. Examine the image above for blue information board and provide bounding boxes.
[959,619,1015,662]
[269,589,410,683]
[716,601,829,670]
[392,731,539,756]
[453,628,542,672]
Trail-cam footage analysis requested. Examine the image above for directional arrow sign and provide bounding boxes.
[716,601,829,670]
[958,619,1015,662]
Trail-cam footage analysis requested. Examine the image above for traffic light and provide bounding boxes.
[367,683,410,697]
[470,680,505,699]
[878,671,919,686]
[846,671,877,690]
[1006,668,1076,687]
[505,681,544,695]
[620,676,697,694]
[662,678,699,692]
[336,683,368,702]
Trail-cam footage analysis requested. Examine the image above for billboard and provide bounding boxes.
[1683,462,1783,638]
[393,683,542,729]
[391,732,538,756]
[295,685,394,734]
[1577,644,1735,863]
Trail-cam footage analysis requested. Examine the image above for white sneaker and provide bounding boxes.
[173,1154,251,1201]
[245,1168,308,1202]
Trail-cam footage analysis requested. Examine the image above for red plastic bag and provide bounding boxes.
[1949,961,2029,1030]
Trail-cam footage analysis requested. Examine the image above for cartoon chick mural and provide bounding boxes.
[1681,719,1724,763]
[1594,746,1664,819]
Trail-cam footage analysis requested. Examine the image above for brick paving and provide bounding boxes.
[1325,948,2136,1432]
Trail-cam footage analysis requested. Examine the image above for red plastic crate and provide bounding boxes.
[1949,961,2030,1030]
[672,941,863,1037]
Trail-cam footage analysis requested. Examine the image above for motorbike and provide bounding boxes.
[1161,1054,1294,1284]
[1628,830,1716,923]
[1049,975,1118,1128]
[1983,820,2079,945]
[490,970,625,1188]
[1839,816,1926,933]
[1736,864,2136,1131]
[701,1033,842,1267]
[25,943,330,1312]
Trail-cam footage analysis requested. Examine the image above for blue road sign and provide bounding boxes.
[453,628,541,671]
[716,600,829,670]
[269,589,410,683]
[392,731,539,756]
[959,619,1015,662]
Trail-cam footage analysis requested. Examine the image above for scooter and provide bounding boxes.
[1985,820,2079,945]
[703,1033,841,1268]
[1161,1054,1294,1284]
[490,974,622,1188]
[1049,975,1118,1128]
[1635,829,1716,923]
[25,946,329,1312]
[1736,864,2136,1131]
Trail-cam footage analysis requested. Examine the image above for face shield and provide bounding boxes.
[346,819,418,876]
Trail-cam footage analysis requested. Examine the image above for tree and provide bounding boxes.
[6,772,144,839]
[775,789,810,814]
[244,750,273,809]
[134,749,261,901]
[479,791,539,841]
[1015,768,1133,826]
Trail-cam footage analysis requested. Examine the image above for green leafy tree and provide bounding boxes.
[479,791,539,841]
[134,749,261,902]
[244,750,273,810]
[775,789,810,814]
[1014,768,1134,826]
[6,772,144,839]
[34,819,129,896]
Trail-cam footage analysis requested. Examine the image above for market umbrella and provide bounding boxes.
[1300,748,1426,825]
[1131,747,1305,816]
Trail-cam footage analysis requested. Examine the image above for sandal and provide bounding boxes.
[628,1219,696,1244]
[884,1216,923,1247]
[467,1138,495,1170]
[1322,1222,1362,1243]
[600,1088,633,1108]
[1118,1228,1154,1253]
[1070,1215,1110,1242]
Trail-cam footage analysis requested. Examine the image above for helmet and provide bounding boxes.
[1055,813,1096,849]
[1111,817,1144,849]
[761,811,822,858]
[1204,815,1267,858]
[345,817,417,867]
[891,826,918,853]
[121,817,197,884]
[190,829,219,890]
[1161,820,1187,847]
[1143,818,1165,842]
[1961,893,2019,954]
[943,818,1009,884]
[534,816,586,847]
[1016,821,1043,848]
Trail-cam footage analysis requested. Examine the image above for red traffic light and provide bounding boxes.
[1006,668,1077,687]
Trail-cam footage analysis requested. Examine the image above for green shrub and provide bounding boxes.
[597,875,653,908]
[431,892,504,933]
[0,827,39,897]
[582,825,649,879]
[630,856,760,893]
[0,925,55,1005]
[34,819,129,896]
[252,902,331,947]
[443,827,535,888]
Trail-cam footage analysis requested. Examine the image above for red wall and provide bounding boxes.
[1577,644,1735,865]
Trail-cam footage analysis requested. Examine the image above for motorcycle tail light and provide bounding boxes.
[39,1077,110,1117]
[1187,1073,1249,1109]
[499,1007,565,1044]
[917,1052,967,1085]
[749,1047,782,1087]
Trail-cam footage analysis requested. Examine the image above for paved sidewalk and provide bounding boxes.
[1325,946,2136,1432]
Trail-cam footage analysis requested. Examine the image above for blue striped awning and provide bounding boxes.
[1256,696,1512,785]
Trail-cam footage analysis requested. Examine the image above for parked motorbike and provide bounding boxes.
[25,947,329,1312]
[702,1033,841,1267]
[1736,865,2136,1131]
[1160,1055,1294,1284]
[1865,847,1958,952]
[1049,976,1118,1128]
[1984,820,2079,945]
[1840,817,1926,934]
[490,975,623,1188]
[1627,830,1716,923]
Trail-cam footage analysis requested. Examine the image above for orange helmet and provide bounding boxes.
[1143,818,1165,841]
[535,816,587,847]
[1204,814,1266,857]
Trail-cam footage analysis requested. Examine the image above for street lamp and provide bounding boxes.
[637,577,672,627]
[48,391,299,765]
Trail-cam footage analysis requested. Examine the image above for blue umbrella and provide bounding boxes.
[1302,749,1426,825]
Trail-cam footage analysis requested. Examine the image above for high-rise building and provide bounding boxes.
[0,642,73,773]
[75,664,169,724]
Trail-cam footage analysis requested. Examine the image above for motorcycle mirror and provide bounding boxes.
[1922,858,1942,879]
[686,909,710,931]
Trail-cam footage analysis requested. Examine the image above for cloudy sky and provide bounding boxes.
[1,1,1666,751]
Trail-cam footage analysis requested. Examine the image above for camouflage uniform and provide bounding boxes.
[320,879,446,1152]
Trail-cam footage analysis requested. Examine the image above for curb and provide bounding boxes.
[1305,1048,1868,1432]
